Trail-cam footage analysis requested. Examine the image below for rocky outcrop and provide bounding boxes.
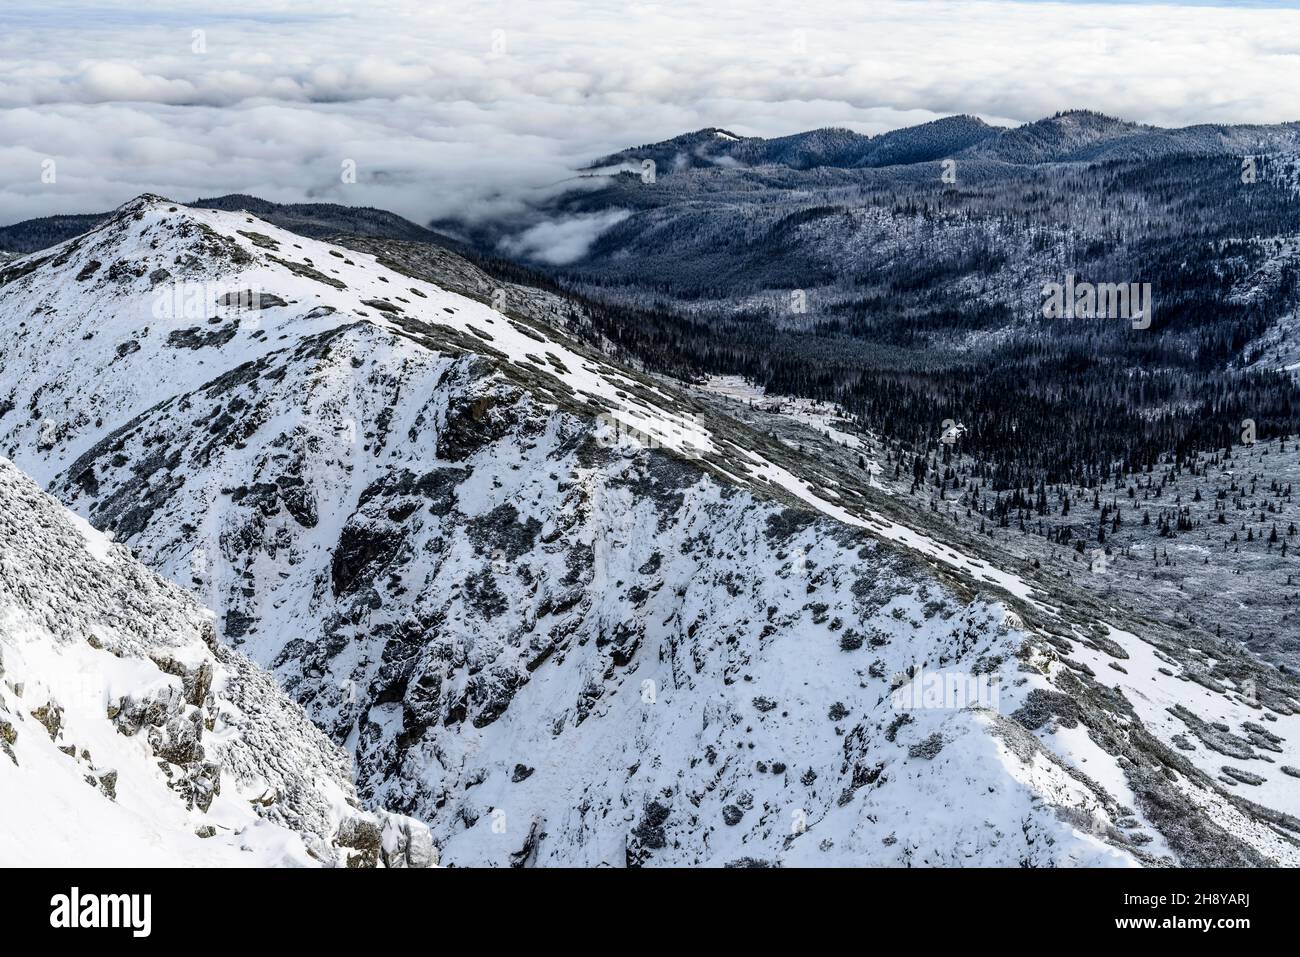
[0,457,434,867]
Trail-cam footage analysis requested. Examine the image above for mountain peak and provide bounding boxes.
[1050,108,1124,123]
[114,193,179,215]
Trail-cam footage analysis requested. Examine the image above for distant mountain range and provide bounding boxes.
[0,193,458,257]
[588,110,1300,174]
[589,114,999,173]
[427,109,1300,487]
[6,112,1297,260]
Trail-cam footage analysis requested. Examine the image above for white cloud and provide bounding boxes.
[1,0,1299,227]
[498,209,633,264]
[75,62,201,104]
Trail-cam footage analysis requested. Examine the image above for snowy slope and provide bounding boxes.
[0,194,709,487]
[1,197,1298,866]
[0,457,434,867]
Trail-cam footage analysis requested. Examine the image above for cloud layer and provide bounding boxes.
[2,0,1299,227]
[498,209,633,265]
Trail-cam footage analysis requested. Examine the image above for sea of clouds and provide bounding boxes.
[2,0,1299,234]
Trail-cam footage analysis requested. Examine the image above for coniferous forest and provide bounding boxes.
[444,123,1300,492]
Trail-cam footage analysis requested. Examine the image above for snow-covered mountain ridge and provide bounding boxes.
[2,197,1298,866]
[0,457,434,866]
